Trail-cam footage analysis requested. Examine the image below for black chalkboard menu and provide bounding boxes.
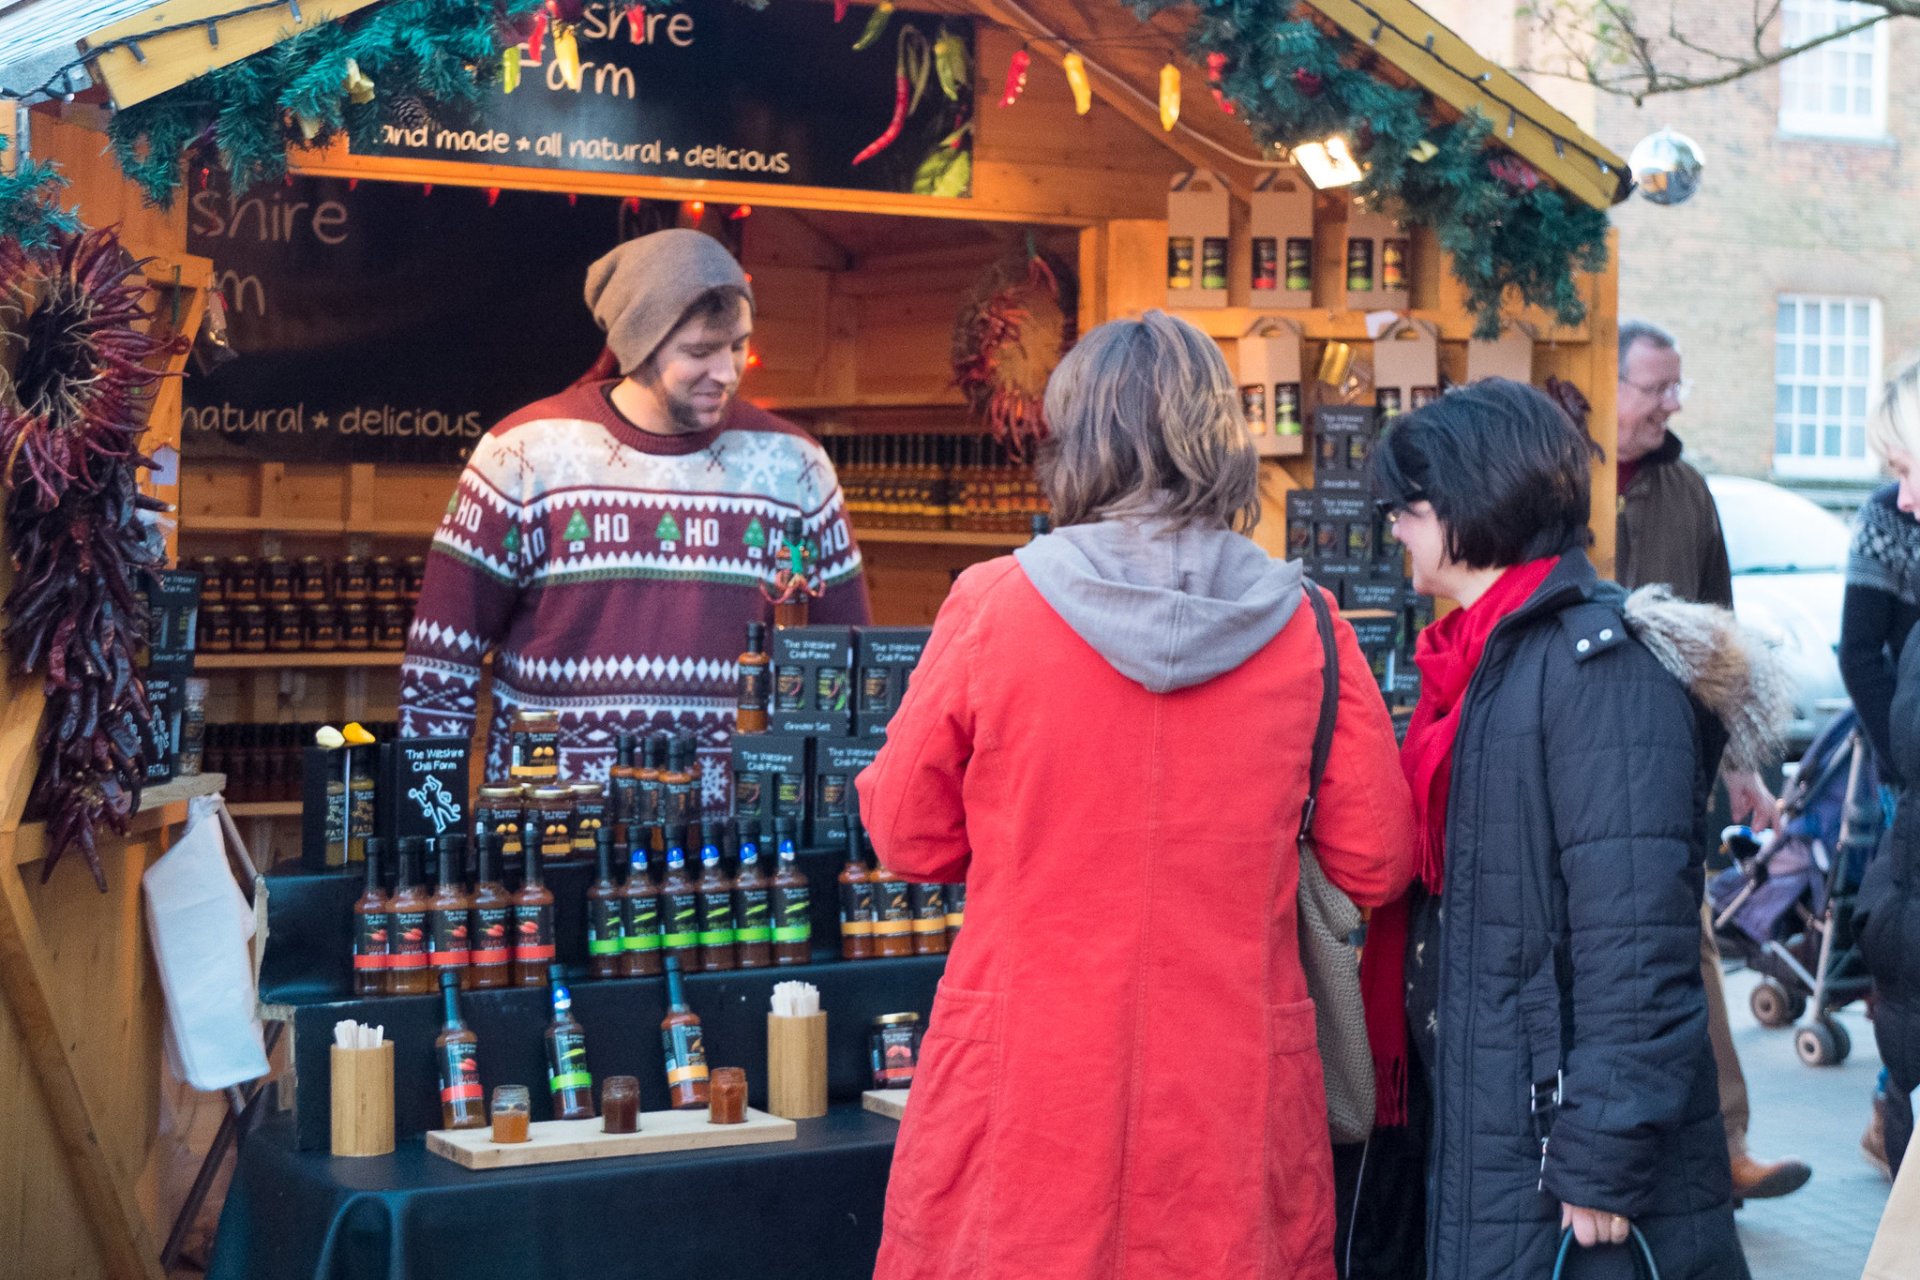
[363,0,975,198]
[183,179,622,464]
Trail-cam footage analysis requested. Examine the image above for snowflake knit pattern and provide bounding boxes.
[399,382,871,811]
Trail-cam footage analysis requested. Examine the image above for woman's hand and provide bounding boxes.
[1561,1202,1630,1247]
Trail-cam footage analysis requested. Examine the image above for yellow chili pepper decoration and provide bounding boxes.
[1063,51,1092,115]
[554,22,583,91]
[1159,63,1180,132]
[501,45,522,95]
[342,722,377,747]
[343,58,376,105]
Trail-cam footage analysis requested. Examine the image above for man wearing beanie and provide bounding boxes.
[399,229,870,806]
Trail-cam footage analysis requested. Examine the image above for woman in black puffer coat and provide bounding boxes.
[1357,381,1785,1280]
[1860,623,1920,1176]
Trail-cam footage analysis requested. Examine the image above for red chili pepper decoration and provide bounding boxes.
[524,7,549,63]
[1205,52,1235,115]
[853,67,909,164]
[999,49,1030,107]
[834,0,849,20]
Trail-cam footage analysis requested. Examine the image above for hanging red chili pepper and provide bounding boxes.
[852,26,929,166]
[854,63,910,164]
[999,49,1030,107]
[524,7,549,63]
[834,0,849,20]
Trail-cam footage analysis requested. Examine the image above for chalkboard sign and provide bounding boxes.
[365,0,974,198]
[183,180,625,464]
[377,737,471,847]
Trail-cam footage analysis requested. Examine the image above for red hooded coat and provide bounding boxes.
[858,536,1415,1280]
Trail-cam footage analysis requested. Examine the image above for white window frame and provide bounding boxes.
[1773,294,1883,481]
[1778,0,1891,140]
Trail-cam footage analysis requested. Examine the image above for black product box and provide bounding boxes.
[301,743,378,872]
[141,569,202,661]
[732,734,811,830]
[853,626,931,737]
[771,627,855,736]
[375,737,471,869]
[1317,494,1370,568]
[1349,617,1399,695]
[1345,572,1407,613]
[139,655,191,785]
[809,737,883,846]
[1312,406,1377,494]
[1285,490,1315,562]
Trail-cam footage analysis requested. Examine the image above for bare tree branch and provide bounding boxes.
[1514,0,1919,103]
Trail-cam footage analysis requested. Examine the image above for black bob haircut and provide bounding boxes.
[1369,378,1600,570]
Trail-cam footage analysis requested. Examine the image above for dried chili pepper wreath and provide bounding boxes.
[0,227,176,889]
[950,246,1078,457]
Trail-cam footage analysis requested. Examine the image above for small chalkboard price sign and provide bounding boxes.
[378,737,471,850]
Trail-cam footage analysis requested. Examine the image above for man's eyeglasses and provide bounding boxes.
[1619,375,1693,405]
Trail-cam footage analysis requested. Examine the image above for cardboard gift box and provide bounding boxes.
[1373,319,1441,422]
[1238,319,1306,452]
[852,626,931,738]
[732,735,811,831]
[771,627,855,737]
[1248,170,1315,310]
[809,738,883,847]
[1166,171,1232,309]
[1345,205,1411,312]
[1312,405,1378,495]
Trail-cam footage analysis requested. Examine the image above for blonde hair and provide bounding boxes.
[1870,352,1920,464]
[1038,310,1260,533]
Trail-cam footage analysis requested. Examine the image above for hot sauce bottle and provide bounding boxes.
[351,837,391,996]
[838,817,876,961]
[736,622,771,734]
[732,823,773,969]
[512,821,556,988]
[638,733,668,835]
[467,832,513,991]
[694,820,737,972]
[657,826,701,970]
[435,972,486,1130]
[387,839,435,994]
[909,881,950,955]
[945,881,966,940]
[662,735,697,831]
[427,839,472,983]
[869,848,915,960]
[660,955,710,1110]
[772,515,812,630]
[622,827,663,977]
[586,828,625,980]
[769,817,812,966]
[608,732,644,830]
[544,967,596,1121]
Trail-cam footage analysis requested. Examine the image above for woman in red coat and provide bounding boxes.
[857,310,1417,1280]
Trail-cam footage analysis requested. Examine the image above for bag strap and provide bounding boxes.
[1551,1225,1661,1280]
[1300,581,1338,847]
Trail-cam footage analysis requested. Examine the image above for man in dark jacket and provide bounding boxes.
[1614,319,1811,1203]
[1859,626,1920,1176]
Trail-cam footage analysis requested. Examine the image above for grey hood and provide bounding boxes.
[1013,516,1304,692]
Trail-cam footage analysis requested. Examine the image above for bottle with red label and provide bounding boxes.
[427,836,472,982]
[435,971,486,1129]
[351,837,390,996]
[467,832,512,990]
[386,838,434,994]
[512,819,555,988]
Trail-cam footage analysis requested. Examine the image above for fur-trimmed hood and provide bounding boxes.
[1622,585,1795,775]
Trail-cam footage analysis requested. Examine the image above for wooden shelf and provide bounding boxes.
[1254,434,1307,458]
[1168,306,1589,345]
[854,527,1029,548]
[183,515,438,537]
[137,773,227,809]
[226,801,300,818]
[195,651,406,670]
[1338,609,1397,620]
[6,773,226,867]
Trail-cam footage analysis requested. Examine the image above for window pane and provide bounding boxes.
[1778,306,1797,335]
[1829,342,1846,370]
[1777,346,1797,377]
[1825,423,1842,455]
[1849,425,1866,458]
[1803,345,1821,375]
[1776,385,1794,413]
[1854,302,1871,329]
[1825,386,1844,416]
[1801,422,1818,454]
[1849,386,1868,416]
[1852,344,1869,377]
[1777,420,1794,454]
[1806,306,1823,336]
[1828,300,1848,329]
[1801,386,1819,415]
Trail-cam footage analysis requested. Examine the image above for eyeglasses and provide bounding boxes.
[1619,375,1693,405]
[1375,492,1428,522]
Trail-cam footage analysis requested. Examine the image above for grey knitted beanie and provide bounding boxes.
[583,229,755,375]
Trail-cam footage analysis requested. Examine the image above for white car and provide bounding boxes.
[1706,475,1853,754]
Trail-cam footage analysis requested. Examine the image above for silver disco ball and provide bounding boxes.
[1628,128,1705,206]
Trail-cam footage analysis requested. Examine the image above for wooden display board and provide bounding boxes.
[427,1108,796,1170]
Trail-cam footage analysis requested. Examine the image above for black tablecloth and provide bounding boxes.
[210,1106,897,1280]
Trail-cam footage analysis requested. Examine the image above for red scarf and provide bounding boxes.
[1359,557,1557,1127]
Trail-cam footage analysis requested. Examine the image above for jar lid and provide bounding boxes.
[872,1012,922,1027]
[340,601,369,614]
[478,785,523,799]
[300,554,327,566]
[515,710,560,727]
[229,554,255,566]
[529,786,571,801]
[273,603,302,615]
[372,555,396,567]
[568,782,603,798]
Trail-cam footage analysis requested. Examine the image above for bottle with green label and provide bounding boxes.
[695,820,737,972]
[586,828,625,980]
[544,966,595,1121]
[622,828,663,977]
[769,817,812,967]
[658,827,701,969]
[732,823,773,969]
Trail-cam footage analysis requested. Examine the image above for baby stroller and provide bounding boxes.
[1710,707,1882,1066]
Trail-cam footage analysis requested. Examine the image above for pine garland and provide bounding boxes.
[0,137,80,253]
[1135,0,1611,337]
[108,0,545,206]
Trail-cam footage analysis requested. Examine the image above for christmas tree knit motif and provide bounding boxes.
[563,510,590,551]
[655,513,682,546]
[743,517,766,552]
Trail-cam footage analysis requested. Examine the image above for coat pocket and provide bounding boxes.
[1264,997,1335,1276]
[882,983,1005,1255]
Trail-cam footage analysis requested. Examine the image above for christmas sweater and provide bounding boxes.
[398,383,870,810]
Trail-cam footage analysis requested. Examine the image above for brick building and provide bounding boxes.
[1432,0,1919,499]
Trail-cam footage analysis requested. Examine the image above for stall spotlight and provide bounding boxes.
[730,204,753,219]
[686,200,706,218]
[1292,136,1363,189]
[746,352,762,370]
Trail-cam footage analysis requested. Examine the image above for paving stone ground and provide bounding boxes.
[1724,968,1894,1278]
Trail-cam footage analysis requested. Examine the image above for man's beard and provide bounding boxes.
[666,387,728,433]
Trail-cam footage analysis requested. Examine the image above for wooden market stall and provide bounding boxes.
[0,0,1627,1275]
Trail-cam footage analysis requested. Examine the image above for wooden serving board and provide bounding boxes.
[427,1108,796,1170]
[863,1089,911,1121]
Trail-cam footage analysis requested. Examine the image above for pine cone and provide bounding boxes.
[387,96,431,130]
